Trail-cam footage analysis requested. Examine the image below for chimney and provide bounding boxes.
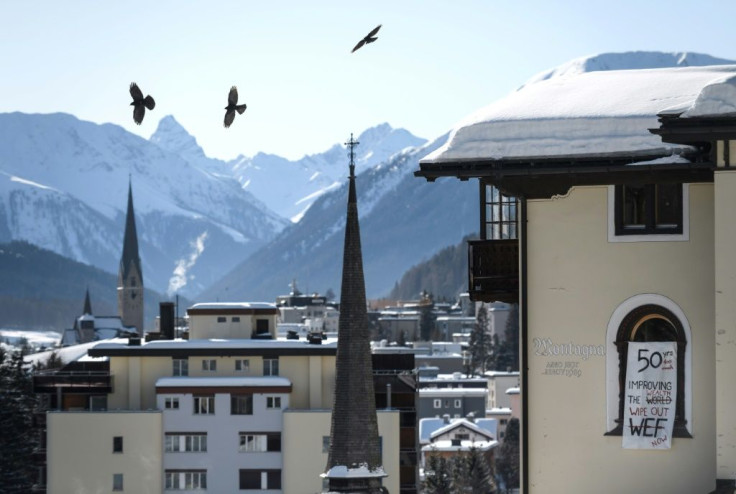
[443,414,451,424]
[160,302,175,340]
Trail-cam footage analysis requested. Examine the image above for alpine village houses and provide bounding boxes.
[415,63,736,493]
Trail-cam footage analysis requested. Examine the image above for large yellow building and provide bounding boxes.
[38,302,400,493]
[416,62,736,492]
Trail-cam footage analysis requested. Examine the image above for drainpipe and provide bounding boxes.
[386,383,392,409]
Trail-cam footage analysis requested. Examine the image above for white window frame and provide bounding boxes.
[605,293,692,434]
[266,396,282,409]
[607,184,689,243]
[263,358,279,376]
[454,399,462,408]
[202,359,217,372]
[235,359,250,372]
[165,471,207,490]
[433,399,441,409]
[239,434,268,452]
[164,397,179,410]
[193,395,215,415]
[165,433,207,452]
[172,358,188,377]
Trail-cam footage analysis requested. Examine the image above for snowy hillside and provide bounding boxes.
[223,124,426,222]
[200,133,480,301]
[0,112,288,298]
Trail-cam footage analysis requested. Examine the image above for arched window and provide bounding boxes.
[605,296,692,437]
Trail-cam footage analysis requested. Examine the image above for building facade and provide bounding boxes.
[416,62,736,492]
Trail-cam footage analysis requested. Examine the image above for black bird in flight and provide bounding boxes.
[129,82,155,125]
[224,86,247,128]
[351,24,381,53]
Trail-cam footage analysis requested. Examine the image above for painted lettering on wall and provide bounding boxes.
[533,338,605,361]
[622,341,677,450]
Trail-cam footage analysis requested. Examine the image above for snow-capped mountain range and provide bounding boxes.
[152,116,426,223]
[0,112,423,299]
[2,51,733,306]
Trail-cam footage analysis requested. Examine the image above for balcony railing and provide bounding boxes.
[468,239,519,303]
[33,371,112,394]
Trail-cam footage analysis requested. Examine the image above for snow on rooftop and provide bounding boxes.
[322,464,387,479]
[188,302,276,311]
[423,62,736,164]
[156,376,291,388]
[92,337,337,351]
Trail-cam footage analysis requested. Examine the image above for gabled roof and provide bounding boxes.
[419,416,497,443]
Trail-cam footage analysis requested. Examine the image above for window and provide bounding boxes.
[165,470,207,490]
[164,397,179,410]
[232,316,240,322]
[231,394,253,415]
[455,433,470,440]
[235,359,250,372]
[217,316,226,323]
[202,359,217,371]
[263,358,279,376]
[239,432,281,452]
[433,399,441,409]
[256,319,270,335]
[606,302,690,437]
[266,396,282,409]
[322,435,330,453]
[239,469,281,490]
[482,184,517,240]
[113,436,123,453]
[614,183,683,236]
[172,358,188,377]
[165,433,207,452]
[193,395,215,415]
[112,473,123,491]
[454,399,462,408]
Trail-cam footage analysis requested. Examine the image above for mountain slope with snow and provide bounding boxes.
[0,112,288,297]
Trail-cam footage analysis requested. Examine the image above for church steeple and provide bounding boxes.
[83,288,92,315]
[117,179,144,333]
[323,134,386,493]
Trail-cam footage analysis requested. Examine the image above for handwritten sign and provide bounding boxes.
[622,341,677,450]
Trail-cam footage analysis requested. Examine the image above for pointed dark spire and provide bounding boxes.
[120,180,141,280]
[83,288,92,315]
[324,134,386,492]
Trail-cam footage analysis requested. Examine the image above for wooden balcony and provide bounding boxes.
[468,239,519,303]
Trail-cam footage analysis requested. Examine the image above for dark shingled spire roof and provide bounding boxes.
[324,134,386,493]
[83,288,92,315]
[120,180,142,280]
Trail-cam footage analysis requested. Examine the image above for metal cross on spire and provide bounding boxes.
[345,133,360,178]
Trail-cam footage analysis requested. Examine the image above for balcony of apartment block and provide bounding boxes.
[467,238,519,304]
[33,370,113,395]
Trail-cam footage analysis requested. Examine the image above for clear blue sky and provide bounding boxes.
[2,0,736,161]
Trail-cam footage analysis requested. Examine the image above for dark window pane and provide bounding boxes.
[239,470,261,489]
[267,470,282,489]
[113,436,123,453]
[655,183,680,228]
[267,433,281,452]
[622,184,647,229]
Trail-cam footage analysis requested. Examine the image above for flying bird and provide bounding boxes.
[129,82,155,125]
[224,86,247,128]
[351,24,381,53]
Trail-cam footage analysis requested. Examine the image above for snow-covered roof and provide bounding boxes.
[156,376,291,388]
[419,416,497,443]
[93,337,337,351]
[422,64,736,164]
[188,302,277,311]
[421,439,498,452]
[419,388,487,397]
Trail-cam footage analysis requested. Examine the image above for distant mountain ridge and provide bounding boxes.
[0,241,184,331]
[152,118,427,222]
[0,112,287,298]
